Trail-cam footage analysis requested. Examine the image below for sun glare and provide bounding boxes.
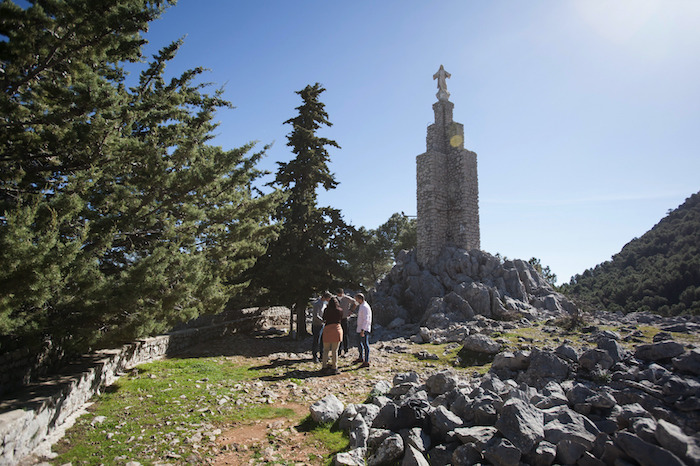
[572,0,661,45]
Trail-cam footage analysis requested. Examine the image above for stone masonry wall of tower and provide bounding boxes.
[416,67,480,266]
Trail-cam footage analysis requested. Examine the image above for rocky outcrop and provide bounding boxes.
[327,332,700,466]
[371,248,577,328]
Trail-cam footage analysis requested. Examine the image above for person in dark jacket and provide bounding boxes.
[321,296,343,374]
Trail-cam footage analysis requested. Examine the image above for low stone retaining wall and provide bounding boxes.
[0,307,289,465]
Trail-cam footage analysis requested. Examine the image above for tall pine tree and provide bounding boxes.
[0,0,280,356]
[250,83,352,337]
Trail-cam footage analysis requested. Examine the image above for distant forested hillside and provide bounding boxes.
[561,191,700,315]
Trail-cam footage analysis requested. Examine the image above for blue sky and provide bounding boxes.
[138,0,700,284]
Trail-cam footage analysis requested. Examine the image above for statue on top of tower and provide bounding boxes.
[433,65,451,101]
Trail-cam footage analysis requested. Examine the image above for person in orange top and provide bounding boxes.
[321,296,343,375]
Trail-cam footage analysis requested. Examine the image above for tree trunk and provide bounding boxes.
[295,297,309,338]
[289,304,295,337]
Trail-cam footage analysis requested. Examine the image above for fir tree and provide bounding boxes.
[250,83,352,337]
[0,0,280,355]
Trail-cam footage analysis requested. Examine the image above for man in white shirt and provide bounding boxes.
[353,293,372,368]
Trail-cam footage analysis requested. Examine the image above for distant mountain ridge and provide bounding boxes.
[562,191,700,315]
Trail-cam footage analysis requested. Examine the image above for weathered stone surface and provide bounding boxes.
[492,351,530,371]
[401,427,431,453]
[368,433,404,466]
[310,394,345,424]
[453,425,497,448]
[495,398,544,453]
[462,334,501,354]
[402,444,430,466]
[431,405,463,437]
[598,337,627,363]
[579,348,614,371]
[655,419,700,466]
[673,348,700,375]
[334,447,367,466]
[555,438,588,464]
[524,349,570,383]
[349,414,369,449]
[555,343,578,362]
[615,431,686,466]
[635,341,686,361]
[367,428,392,451]
[543,406,599,450]
[452,443,482,466]
[529,440,556,466]
[426,443,456,466]
[425,370,459,396]
[484,437,521,466]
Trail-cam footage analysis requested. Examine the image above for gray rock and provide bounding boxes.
[394,372,421,385]
[430,405,463,437]
[444,291,476,320]
[543,406,599,450]
[367,428,392,450]
[401,427,431,452]
[662,374,700,397]
[555,438,588,464]
[616,403,653,428]
[388,317,406,329]
[426,370,459,396]
[525,349,570,384]
[492,350,530,371]
[339,404,358,432]
[640,363,672,384]
[371,380,393,396]
[462,334,501,354]
[579,348,614,371]
[615,431,686,466]
[402,445,430,466]
[577,450,606,466]
[631,417,657,444]
[598,337,627,363]
[356,404,381,427]
[310,394,345,424]
[654,331,674,342]
[426,443,457,466]
[555,343,579,362]
[349,414,369,449]
[495,397,544,453]
[673,348,700,375]
[655,419,700,466]
[368,433,404,466]
[635,341,686,361]
[529,440,556,466]
[334,447,367,466]
[453,425,497,448]
[452,443,483,466]
[484,437,521,466]
[471,390,501,425]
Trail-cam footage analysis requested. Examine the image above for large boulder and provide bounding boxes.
[310,394,345,424]
[495,398,544,453]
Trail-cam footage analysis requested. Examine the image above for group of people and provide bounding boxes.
[311,288,372,375]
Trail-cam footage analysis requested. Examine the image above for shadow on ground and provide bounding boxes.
[249,356,363,382]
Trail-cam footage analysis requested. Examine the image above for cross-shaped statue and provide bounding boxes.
[433,65,451,101]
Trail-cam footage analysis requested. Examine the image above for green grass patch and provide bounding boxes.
[297,415,349,462]
[52,357,294,465]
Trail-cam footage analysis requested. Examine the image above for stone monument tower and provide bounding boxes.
[416,65,480,266]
